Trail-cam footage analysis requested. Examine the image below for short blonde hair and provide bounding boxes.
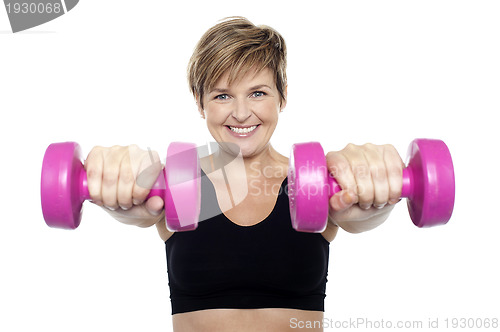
[187,17,287,109]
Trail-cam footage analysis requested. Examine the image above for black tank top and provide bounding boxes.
[165,170,330,314]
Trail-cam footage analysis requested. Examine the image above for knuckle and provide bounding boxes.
[90,145,103,154]
[356,182,371,197]
[328,160,348,177]
[344,143,357,152]
[371,163,387,181]
[388,164,402,177]
[110,145,126,155]
[329,166,341,178]
[120,169,135,185]
[326,151,340,164]
[326,151,337,159]
[102,169,118,185]
[362,142,376,150]
[384,144,401,160]
[352,163,369,179]
[127,144,141,156]
[86,167,100,180]
[85,146,103,165]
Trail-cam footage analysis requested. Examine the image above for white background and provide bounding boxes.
[1,1,499,331]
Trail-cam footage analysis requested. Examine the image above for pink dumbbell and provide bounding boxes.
[288,139,455,232]
[41,142,201,231]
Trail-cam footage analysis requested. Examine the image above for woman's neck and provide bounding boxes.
[211,142,288,181]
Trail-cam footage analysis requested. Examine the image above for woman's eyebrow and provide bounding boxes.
[249,84,272,91]
[209,84,271,94]
[209,88,229,94]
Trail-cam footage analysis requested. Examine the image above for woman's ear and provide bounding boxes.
[195,95,205,119]
[280,85,288,111]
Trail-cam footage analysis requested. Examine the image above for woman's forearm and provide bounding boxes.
[333,205,394,234]
[102,207,165,228]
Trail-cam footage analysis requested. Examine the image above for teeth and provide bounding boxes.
[229,125,257,134]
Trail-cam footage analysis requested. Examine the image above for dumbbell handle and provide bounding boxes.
[77,167,167,203]
[326,169,412,198]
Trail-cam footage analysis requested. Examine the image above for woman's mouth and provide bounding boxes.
[225,125,260,137]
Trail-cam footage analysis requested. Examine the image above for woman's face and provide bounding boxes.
[198,67,287,158]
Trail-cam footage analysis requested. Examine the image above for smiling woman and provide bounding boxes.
[80,15,402,332]
[153,16,335,332]
[199,67,284,157]
[187,16,287,111]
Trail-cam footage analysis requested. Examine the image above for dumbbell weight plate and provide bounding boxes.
[41,142,88,229]
[406,139,455,227]
[288,142,330,233]
[164,142,201,232]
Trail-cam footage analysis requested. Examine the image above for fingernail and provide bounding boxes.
[120,205,130,211]
[150,209,161,216]
[359,203,371,210]
[373,203,386,209]
[104,205,116,211]
[341,191,354,205]
[133,199,143,205]
[389,198,401,205]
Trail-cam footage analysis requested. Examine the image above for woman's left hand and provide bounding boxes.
[325,143,405,233]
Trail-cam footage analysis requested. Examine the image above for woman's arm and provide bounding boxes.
[99,197,166,228]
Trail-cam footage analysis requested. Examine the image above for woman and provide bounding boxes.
[84,17,404,332]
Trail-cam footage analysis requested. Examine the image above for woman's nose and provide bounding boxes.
[232,99,252,122]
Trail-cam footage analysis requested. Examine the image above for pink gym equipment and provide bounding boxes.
[41,142,201,231]
[288,139,455,232]
[41,139,454,233]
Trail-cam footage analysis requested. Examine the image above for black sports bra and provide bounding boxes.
[164,170,330,314]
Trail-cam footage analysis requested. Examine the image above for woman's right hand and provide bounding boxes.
[84,144,165,227]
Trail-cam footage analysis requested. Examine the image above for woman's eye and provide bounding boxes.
[215,94,229,100]
[252,91,266,98]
